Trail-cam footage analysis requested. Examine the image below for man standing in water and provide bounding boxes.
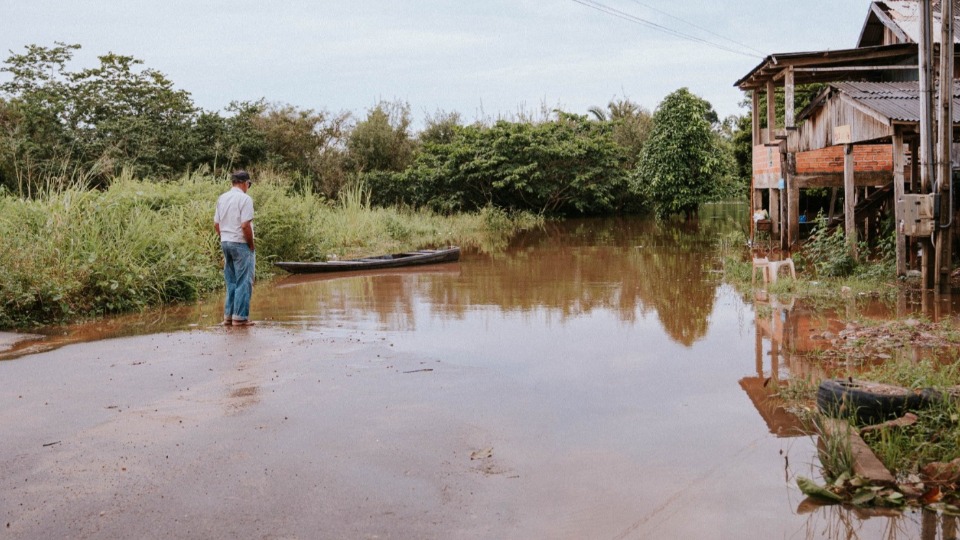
[214,170,256,326]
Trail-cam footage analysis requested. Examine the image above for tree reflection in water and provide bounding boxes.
[272,204,748,347]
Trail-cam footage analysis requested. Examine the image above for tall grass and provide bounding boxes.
[0,172,542,328]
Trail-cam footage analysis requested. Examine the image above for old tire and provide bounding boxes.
[817,379,933,424]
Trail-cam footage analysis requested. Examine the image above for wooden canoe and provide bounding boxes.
[273,247,460,274]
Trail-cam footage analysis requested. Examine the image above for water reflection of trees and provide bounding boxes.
[272,206,748,347]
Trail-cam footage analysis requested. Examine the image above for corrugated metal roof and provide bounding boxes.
[832,81,960,122]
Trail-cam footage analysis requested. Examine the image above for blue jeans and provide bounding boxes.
[222,242,255,322]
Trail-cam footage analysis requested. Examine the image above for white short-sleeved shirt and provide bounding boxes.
[214,186,254,243]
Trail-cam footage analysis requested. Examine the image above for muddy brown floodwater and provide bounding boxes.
[2,207,959,539]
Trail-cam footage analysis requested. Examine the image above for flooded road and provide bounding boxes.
[1,207,956,539]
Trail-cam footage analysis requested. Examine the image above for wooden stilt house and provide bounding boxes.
[735,0,960,285]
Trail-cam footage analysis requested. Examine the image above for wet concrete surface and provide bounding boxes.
[2,321,811,539]
[1,213,953,539]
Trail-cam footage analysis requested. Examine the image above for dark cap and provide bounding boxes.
[231,170,251,183]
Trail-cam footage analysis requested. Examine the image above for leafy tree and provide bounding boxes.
[368,113,637,215]
[589,98,653,170]
[0,43,80,192]
[70,52,197,178]
[419,110,462,145]
[347,100,415,173]
[730,112,754,184]
[634,88,734,219]
[253,103,350,196]
[191,100,268,172]
[0,43,196,190]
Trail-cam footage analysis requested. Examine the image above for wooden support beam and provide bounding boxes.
[893,131,907,276]
[792,65,919,73]
[737,47,925,90]
[784,67,795,129]
[770,187,780,237]
[762,48,920,69]
[795,171,892,188]
[787,153,800,248]
[910,138,920,193]
[767,80,776,145]
[820,418,896,486]
[752,91,761,147]
[844,144,858,260]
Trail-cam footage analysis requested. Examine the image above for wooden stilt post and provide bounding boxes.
[762,82,781,242]
[766,80,776,144]
[935,0,954,292]
[784,68,798,251]
[893,130,907,276]
[784,67,795,130]
[910,138,920,194]
[770,187,780,239]
[909,138,919,270]
[787,153,799,250]
[779,148,789,250]
[844,144,858,260]
[750,90,761,246]
[752,90,761,147]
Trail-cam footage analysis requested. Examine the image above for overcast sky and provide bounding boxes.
[2,1,873,128]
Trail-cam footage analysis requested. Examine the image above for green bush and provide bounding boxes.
[800,213,895,279]
[802,216,858,278]
[367,114,636,216]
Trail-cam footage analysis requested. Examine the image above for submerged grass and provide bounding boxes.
[719,225,900,316]
[0,171,542,329]
[722,222,960,509]
[857,356,960,475]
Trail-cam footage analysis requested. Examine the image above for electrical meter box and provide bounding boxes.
[898,194,936,236]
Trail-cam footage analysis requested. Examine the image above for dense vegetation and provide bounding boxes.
[0,43,743,217]
[635,88,737,219]
[0,42,748,328]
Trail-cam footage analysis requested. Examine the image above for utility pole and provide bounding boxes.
[918,0,936,289]
[935,0,955,292]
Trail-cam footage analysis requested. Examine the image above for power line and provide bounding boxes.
[570,0,763,60]
[626,0,767,56]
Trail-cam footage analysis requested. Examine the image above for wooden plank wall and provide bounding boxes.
[796,95,893,152]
